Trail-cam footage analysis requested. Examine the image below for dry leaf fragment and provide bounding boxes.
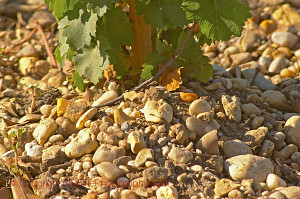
[180,93,198,102]
[159,65,183,91]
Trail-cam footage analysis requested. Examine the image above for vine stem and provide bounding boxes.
[93,22,198,108]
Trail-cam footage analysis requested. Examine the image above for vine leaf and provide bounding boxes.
[159,65,183,91]
[72,43,107,84]
[45,0,76,19]
[72,71,85,91]
[97,6,134,50]
[63,9,98,51]
[182,0,251,41]
[135,0,188,29]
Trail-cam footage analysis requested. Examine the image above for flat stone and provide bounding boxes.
[18,114,42,124]
[63,101,88,123]
[224,154,274,182]
[168,147,193,164]
[278,186,300,199]
[32,118,57,146]
[242,127,268,147]
[96,162,125,182]
[223,139,252,158]
[242,69,277,91]
[241,103,261,116]
[261,90,287,106]
[231,78,250,90]
[143,166,168,182]
[93,146,126,165]
[231,52,252,65]
[35,172,59,198]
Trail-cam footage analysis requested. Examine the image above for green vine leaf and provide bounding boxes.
[45,0,76,19]
[72,71,85,91]
[72,43,107,84]
[63,9,98,51]
[182,0,251,41]
[135,0,188,29]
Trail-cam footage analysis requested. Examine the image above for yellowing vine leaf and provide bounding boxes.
[159,65,183,91]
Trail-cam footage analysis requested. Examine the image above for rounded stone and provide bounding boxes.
[223,139,252,158]
[189,99,211,116]
[224,154,274,182]
[266,174,286,190]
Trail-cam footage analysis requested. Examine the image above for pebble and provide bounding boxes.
[278,186,300,199]
[114,108,131,125]
[121,122,131,132]
[231,78,250,90]
[242,69,276,91]
[185,116,215,136]
[268,191,286,199]
[17,44,38,58]
[241,103,261,116]
[56,117,78,138]
[119,190,139,199]
[32,118,57,146]
[40,104,53,116]
[92,91,118,107]
[258,140,275,157]
[223,139,252,158]
[156,185,179,199]
[261,90,287,107]
[56,98,71,117]
[230,52,252,65]
[65,128,98,158]
[76,108,97,130]
[228,189,244,199]
[271,32,298,49]
[221,95,241,122]
[206,155,223,174]
[93,146,126,165]
[278,144,298,159]
[240,30,261,52]
[224,154,274,182]
[266,174,286,190]
[73,162,82,171]
[25,142,43,157]
[48,134,64,143]
[196,130,219,155]
[143,166,168,182]
[63,101,88,123]
[135,148,154,167]
[284,116,300,148]
[243,127,268,147]
[291,152,300,164]
[251,116,264,129]
[127,131,147,154]
[41,69,66,88]
[96,162,125,182]
[189,98,211,116]
[268,57,289,73]
[214,178,240,196]
[142,100,173,123]
[82,161,92,170]
[168,147,193,164]
[18,114,42,124]
[177,173,187,183]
